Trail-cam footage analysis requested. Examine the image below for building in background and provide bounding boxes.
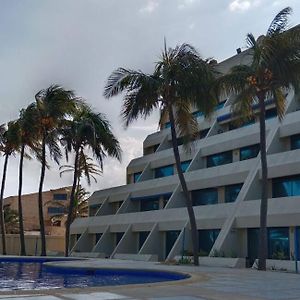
[70,48,300,269]
[4,186,71,236]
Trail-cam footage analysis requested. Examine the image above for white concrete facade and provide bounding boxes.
[70,49,300,266]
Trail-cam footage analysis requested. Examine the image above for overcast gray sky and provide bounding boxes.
[0,0,299,197]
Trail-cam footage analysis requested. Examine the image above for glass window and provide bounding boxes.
[48,207,65,215]
[225,183,243,203]
[268,227,289,260]
[207,151,232,168]
[116,232,124,245]
[164,121,171,129]
[95,233,102,245]
[247,228,259,263]
[162,193,172,208]
[154,165,174,178]
[200,128,209,139]
[140,199,159,211]
[133,172,142,183]
[191,188,218,206]
[198,229,220,255]
[291,134,300,150]
[229,119,255,131]
[240,144,260,161]
[76,234,81,241]
[53,193,67,200]
[181,160,191,173]
[139,231,149,250]
[265,107,277,119]
[272,175,300,198]
[166,230,180,258]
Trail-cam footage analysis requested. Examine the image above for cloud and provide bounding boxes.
[229,0,261,12]
[139,0,159,14]
[178,0,196,9]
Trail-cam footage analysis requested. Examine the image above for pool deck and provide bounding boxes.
[1,258,300,300]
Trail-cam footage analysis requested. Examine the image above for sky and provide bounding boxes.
[0,0,299,198]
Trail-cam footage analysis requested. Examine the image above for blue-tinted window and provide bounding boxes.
[198,229,220,255]
[48,207,65,214]
[265,107,277,119]
[133,172,142,183]
[200,128,209,139]
[248,227,290,260]
[140,199,159,211]
[240,144,260,161]
[207,151,232,168]
[191,188,218,206]
[166,230,180,258]
[154,165,174,178]
[164,122,171,129]
[181,160,191,173]
[192,111,204,118]
[268,227,289,260]
[215,100,226,110]
[291,134,300,150]
[53,193,67,200]
[139,231,150,250]
[225,183,243,203]
[272,175,300,198]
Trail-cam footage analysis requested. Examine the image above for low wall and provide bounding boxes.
[253,259,300,272]
[0,234,65,256]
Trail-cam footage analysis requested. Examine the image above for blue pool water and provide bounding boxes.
[0,258,188,291]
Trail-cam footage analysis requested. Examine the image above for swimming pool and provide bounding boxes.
[0,258,188,291]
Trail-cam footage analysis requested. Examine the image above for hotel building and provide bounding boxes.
[70,49,300,267]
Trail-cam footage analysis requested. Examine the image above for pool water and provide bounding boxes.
[0,259,188,291]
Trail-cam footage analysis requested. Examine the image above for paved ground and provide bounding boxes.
[1,259,300,300]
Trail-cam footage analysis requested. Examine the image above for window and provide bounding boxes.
[48,207,65,215]
[207,151,232,168]
[229,119,255,131]
[133,172,142,183]
[165,230,180,258]
[268,227,289,260]
[200,128,209,139]
[198,229,220,255]
[181,160,191,173]
[53,193,67,201]
[191,188,218,206]
[164,121,171,129]
[76,234,81,241]
[248,227,290,260]
[162,193,172,208]
[95,233,102,245]
[139,231,149,250]
[240,144,260,161]
[215,100,226,110]
[272,175,300,198]
[140,199,159,211]
[154,165,174,178]
[291,134,300,150]
[153,144,160,152]
[192,111,204,118]
[225,183,243,203]
[265,107,277,119]
[116,232,124,245]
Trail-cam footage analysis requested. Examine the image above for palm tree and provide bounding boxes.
[0,122,20,255]
[4,206,19,234]
[104,43,218,265]
[60,103,121,256]
[35,85,77,256]
[16,104,41,256]
[218,7,300,270]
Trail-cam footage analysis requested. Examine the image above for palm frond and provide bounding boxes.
[267,7,292,36]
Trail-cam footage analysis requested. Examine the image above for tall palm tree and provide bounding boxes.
[16,104,41,256]
[35,85,77,256]
[218,7,300,270]
[60,103,121,256]
[104,43,218,265]
[0,122,20,255]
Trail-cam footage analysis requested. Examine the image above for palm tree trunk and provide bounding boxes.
[65,150,80,257]
[168,105,199,266]
[18,144,26,256]
[0,153,9,255]
[38,137,47,256]
[257,93,268,271]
